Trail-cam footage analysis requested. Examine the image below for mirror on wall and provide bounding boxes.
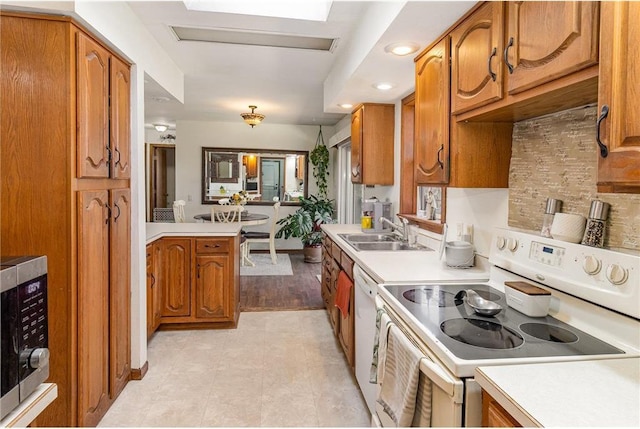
[202,147,308,205]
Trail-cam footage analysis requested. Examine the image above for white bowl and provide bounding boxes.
[550,213,586,243]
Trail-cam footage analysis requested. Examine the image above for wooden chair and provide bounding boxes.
[210,205,244,223]
[244,202,280,265]
[210,205,253,266]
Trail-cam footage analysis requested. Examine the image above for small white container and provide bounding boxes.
[504,281,551,317]
[550,213,586,243]
[445,241,474,268]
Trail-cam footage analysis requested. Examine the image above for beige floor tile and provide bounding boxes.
[100,310,370,427]
[140,398,208,427]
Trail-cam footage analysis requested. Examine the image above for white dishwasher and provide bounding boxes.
[353,265,379,415]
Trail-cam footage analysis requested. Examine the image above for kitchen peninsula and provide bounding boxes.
[146,223,242,336]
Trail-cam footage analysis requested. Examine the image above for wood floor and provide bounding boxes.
[240,252,324,312]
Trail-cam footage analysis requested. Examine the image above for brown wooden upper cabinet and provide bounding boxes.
[452,1,600,121]
[451,1,505,115]
[77,32,131,179]
[414,38,450,185]
[350,103,395,185]
[505,1,599,95]
[596,1,640,193]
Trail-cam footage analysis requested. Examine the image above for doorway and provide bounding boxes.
[148,144,176,220]
[260,158,284,201]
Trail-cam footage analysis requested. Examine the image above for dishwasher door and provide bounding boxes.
[353,265,378,414]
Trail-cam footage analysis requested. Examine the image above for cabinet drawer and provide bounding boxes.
[195,238,229,254]
[340,251,354,279]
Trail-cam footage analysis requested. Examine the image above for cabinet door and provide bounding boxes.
[195,255,231,320]
[451,2,504,114]
[505,1,599,95]
[109,189,130,399]
[597,2,640,192]
[77,32,110,178]
[77,190,110,426]
[350,107,363,183]
[415,37,450,185]
[158,238,191,317]
[146,244,156,338]
[110,57,130,179]
[329,258,340,335]
[152,244,163,330]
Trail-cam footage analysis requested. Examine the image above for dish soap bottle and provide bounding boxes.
[581,200,610,248]
[541,198,563,238]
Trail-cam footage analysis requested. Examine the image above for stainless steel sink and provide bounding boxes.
[337,233,432,252]
[338,233,399,243]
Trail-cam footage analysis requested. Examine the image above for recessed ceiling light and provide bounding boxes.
[384,42,419,56]
[154,124,168,132]
[338,103,353,109]
[373,83,394,91]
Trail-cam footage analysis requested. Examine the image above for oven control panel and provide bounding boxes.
[490,228,639,320]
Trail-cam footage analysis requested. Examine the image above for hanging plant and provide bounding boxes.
[310,126,330,199]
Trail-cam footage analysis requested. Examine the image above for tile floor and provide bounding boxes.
[99,310,371,427]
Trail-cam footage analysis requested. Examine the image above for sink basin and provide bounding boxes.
[337,233,433,252]
[338,233,399,243]
[352,242,432,251]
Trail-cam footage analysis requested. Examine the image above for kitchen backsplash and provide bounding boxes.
[509,105,640,251]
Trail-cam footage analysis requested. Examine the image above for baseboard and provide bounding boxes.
[130,361,148,380]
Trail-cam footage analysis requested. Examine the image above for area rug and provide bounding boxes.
[241,253,293,276]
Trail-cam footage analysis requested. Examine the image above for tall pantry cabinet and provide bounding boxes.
[0,12,131,427]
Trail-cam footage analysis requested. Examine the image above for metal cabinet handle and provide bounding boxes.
[596,105,609,158]
[351,164,360,178]
[113,202,121,222]
[436,144,444,169]
[105,203,112,225]
[106,146,112,165]
[488,47,497,81]
[204,244,221,248]
[504,37,514,74]
[150,273,155,287]
[114,148,121,166]
[196,264,200,279]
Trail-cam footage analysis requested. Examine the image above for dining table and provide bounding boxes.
[193,212,270,226]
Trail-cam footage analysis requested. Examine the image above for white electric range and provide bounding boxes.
[375,228,640,427]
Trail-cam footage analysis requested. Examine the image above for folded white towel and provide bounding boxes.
[375,324,426,427]
[370,308,392,384]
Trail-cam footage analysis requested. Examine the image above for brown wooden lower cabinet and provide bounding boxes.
[322,234,355,369]
[482,390,521,427]
[147,235,240,337]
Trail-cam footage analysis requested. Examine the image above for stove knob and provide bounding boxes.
[606,264,628,286]
[582,255,601,275]
[507,238,519,252]
[496,236,506,250]
[22,348,50,369]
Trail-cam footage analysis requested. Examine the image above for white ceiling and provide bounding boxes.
[131,1,475,128]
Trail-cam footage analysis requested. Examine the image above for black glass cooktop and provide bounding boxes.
[381,283,624,361]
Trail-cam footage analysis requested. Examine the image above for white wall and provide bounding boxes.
[175,120,334,249]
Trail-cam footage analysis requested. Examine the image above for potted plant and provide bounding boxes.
[275,195,334,263]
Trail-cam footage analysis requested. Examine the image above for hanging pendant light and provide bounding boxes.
[240,105,265,128]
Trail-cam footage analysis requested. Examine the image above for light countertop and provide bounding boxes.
[322,224,489,284]
[475,358,640,427]
[146,222,241,244]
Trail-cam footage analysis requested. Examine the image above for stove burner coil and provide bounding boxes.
[440,318,524,349]
[520,323,579,343]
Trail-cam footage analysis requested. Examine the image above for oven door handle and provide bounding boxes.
[420,358,464,403]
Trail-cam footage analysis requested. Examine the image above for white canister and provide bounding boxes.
[550,213,586,243]
[445,241,475,268]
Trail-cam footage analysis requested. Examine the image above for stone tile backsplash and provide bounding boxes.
[509,105,640,251]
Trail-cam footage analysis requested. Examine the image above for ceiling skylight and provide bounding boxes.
[183,0,333,22]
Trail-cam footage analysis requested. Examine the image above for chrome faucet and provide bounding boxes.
[379,216,410,242]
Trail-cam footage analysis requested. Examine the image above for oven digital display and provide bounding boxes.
[530,242,564,267]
